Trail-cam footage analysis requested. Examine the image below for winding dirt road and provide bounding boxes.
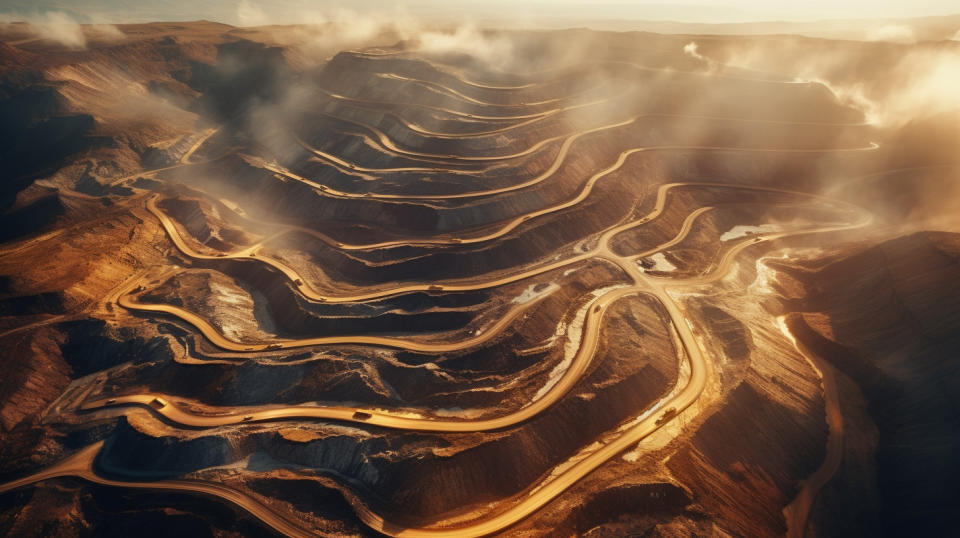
[780,316,845,538]
[143,180,869,306]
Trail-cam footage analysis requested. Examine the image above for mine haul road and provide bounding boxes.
[142,178,871,306]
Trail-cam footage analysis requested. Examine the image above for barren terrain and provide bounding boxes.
[1,17,958,537]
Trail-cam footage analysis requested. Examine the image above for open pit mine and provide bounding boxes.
[1,15,959,538]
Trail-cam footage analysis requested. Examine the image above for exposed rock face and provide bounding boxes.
[0,329,69,435]
[559,483,694,534]
[776,231,960,536]
[668,381,827,537]
[0,479,278,537]
[0,85,97,208]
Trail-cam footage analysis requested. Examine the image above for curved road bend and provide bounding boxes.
[294,115,637,175]
[0,442,318,538]
[329,100,553,139]
[339,50,560,92]
[104,127,225,188]
[116,269,544,354]
[377,73,564,107]
[659,204,873,288]
[180,128,220,164]
[445,76,537,91]
[316,88,557,121]
[296,126,561,166]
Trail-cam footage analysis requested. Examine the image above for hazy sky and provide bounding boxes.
[1,0,958,25]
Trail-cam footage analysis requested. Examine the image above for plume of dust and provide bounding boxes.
[683,42,705,62]
[232,1,534,169]
[677,38,960,234]
[864,24,916,44]
[414,25,514,70]
[802,49,959,128]
[234,1,517,70]
[0,11,124,49]
[236,1,422,61]
[683,41,721,73]
[693,39,960,128]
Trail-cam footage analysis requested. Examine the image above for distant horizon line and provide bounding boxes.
[2,11,960,29]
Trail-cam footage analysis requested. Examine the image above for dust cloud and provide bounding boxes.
[864,24,916,43]
[233,1,517,69]
[0,11,124,49]
[695,37,960,128]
